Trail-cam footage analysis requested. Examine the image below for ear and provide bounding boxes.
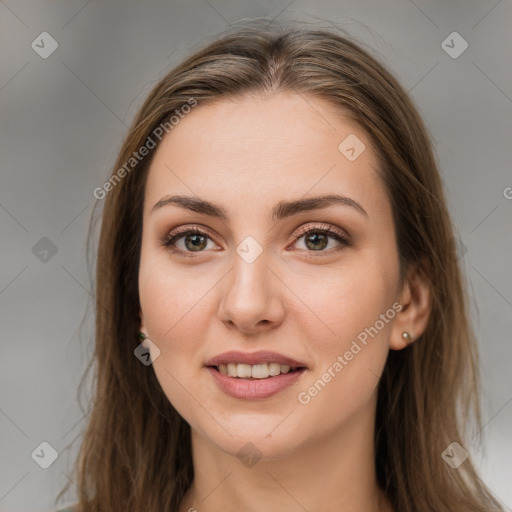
[390,260,431,350]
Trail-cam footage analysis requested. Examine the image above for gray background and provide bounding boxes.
[1,1,511,511]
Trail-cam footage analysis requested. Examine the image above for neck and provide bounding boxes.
[179,392,393,512]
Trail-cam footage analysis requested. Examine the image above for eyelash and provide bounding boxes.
[161,224,351,258]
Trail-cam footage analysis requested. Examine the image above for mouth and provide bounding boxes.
[204,351,308,398]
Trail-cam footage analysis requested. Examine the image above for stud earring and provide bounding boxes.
[139,332,147,341]
[402,331,412,343]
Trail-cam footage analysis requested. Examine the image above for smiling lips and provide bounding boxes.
[205,350,307,378]
[205,350,308,399]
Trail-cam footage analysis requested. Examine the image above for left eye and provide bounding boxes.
[291,226,351,253]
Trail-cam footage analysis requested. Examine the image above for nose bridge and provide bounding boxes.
[232,244,269,296]
[219,240,284,331]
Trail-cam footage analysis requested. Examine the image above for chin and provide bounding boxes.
[197,419,306,463]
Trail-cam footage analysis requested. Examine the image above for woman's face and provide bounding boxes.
[139,92,402,459]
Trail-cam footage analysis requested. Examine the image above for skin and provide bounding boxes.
[138,92,431,512]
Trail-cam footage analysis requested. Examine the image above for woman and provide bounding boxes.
[56,20,505,512]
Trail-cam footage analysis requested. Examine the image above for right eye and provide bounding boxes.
[162,227,219,256]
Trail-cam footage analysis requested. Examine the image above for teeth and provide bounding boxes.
[269,363,281,376]
[250,363,267,379]
[216,362,298,379]
[238,364,252,378]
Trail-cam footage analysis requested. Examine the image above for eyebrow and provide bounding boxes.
[151,193,368,221]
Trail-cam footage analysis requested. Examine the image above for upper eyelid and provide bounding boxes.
[164,224,217,243]
[292,223,349,239]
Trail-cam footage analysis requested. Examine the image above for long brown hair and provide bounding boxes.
[57,19,505,512]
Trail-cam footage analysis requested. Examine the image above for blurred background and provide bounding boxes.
[1,1,511,510]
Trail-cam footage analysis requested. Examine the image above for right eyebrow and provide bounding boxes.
[151,193,369,221]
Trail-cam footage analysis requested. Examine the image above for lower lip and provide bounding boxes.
[206,366,306,399]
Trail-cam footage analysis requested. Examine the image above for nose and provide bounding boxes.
[218,249,285,335]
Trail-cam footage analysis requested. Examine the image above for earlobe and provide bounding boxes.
[390,329,415,351]
[390,262,431,351]
[391,330,415,350]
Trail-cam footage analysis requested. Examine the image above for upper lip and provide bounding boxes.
[205,351,307,368]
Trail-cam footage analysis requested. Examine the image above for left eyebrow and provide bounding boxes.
[151,193,369,221]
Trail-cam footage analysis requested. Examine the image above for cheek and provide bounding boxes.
[292,249,398,352]
[293,310,391,436]
[138,254,216,417]
[138,248,218,342]
[138,267,209,415]
[292,248,398,406]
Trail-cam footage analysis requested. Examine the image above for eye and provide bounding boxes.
[290,224,351,254]
[162,227,218,256]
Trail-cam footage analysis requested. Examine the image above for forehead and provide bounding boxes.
[144,92,387,220]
